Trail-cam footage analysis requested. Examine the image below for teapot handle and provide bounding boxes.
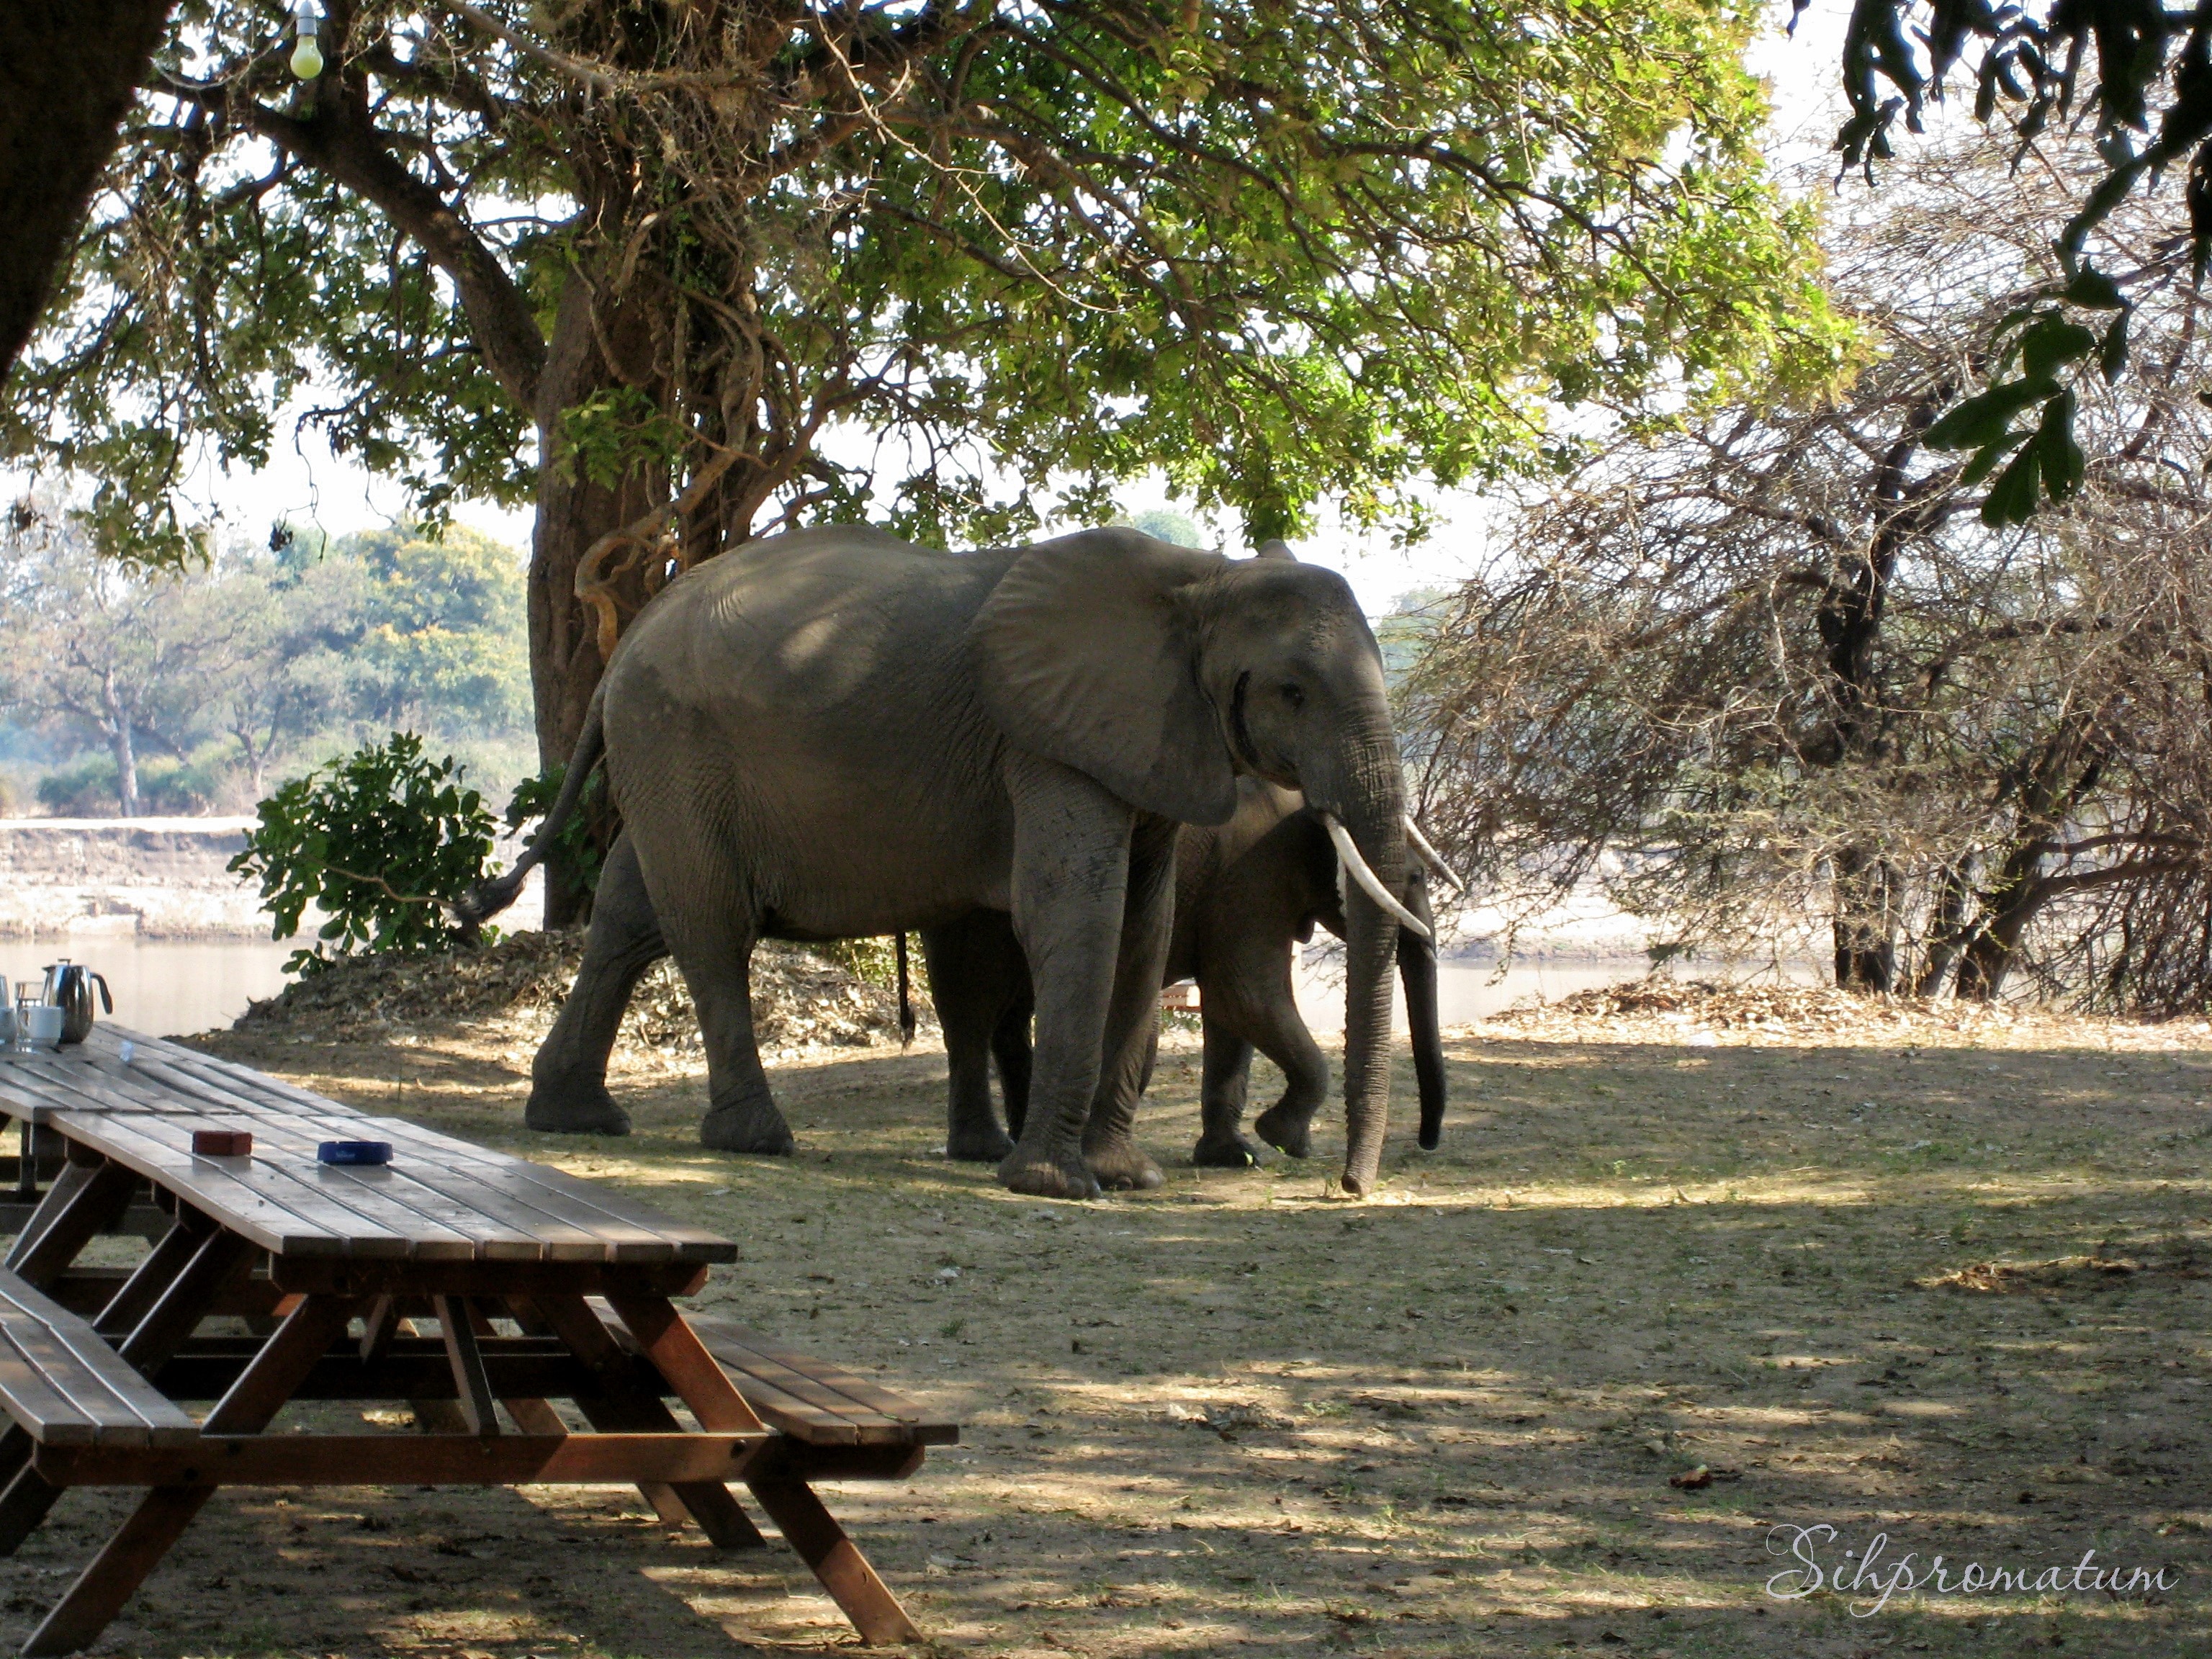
[90,973,112,1015]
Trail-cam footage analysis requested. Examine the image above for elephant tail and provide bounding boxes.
[456,688,607,929]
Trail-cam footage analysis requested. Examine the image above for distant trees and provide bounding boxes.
[0,508,532,817]
[1401,134,2212,1012]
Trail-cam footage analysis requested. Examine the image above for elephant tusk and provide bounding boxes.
[1403,816,1466,895]
[1320,812,1431,940]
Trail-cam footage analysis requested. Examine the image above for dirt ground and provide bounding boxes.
[7,976,2210,1658]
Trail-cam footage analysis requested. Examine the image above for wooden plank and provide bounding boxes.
[0,1326,94,1446]
[603,1294,767,1436]
[0,1276,197,1446]
[345,1120,680,1262]
[687,1318,950,1443]
[585,1301,857,1442]
[35,1431,765,1488]
[202,1295,361,1434]
[40,1114,371,1259]
[220,1118,531,1262]
[3,1057,232,1121]
[306,1125,619,1263]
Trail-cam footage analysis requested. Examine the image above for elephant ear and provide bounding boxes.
[972,531,1239,824]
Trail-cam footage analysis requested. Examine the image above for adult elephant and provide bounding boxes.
[927,780,1454,1167]
[470,526,1423,1199]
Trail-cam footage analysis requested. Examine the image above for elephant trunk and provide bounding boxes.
[1398,866,1447,1150]
[1310,730,1408,1197]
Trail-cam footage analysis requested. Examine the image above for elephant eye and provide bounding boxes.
[1280,682,1305,711]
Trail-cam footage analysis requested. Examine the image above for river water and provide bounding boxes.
[0,934,1801,1043]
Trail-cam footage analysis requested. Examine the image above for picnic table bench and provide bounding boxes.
[0,1025,953,1654]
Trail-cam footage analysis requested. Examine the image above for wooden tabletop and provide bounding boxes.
[0,1025,368,1126]
[0,1028,734,1267]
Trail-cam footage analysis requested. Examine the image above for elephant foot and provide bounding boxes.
[1083,1138,1164,1192]
[1254,1103,1315,1159]
[701,1091,796,1156]
[998,1146,1102,1200]
[525,1078,632,1136]
[946,1123,1018,1163]
[1192,1130,1266,1169]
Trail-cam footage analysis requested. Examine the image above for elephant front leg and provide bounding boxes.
[998,759,1140,1200]
[528,833,663,1137]
[1079,814,1177,1192]
[1193,1017,1264,1166]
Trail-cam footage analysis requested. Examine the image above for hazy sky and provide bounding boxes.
[131,2,1862,618]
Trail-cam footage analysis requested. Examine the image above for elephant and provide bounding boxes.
[469,526,1424,1199]
[925,778,1452,1168]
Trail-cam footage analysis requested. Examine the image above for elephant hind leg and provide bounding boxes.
[922,914,1025,1163]
[655,883,793,1157]
[529,832,661,1137]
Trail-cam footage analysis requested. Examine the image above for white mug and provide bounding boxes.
[21,1005,63,1051]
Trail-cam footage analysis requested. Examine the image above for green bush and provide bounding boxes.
[230,732,498,974]
[503,761,608,896]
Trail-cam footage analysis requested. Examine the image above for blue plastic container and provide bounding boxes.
[317,1140,393,1166]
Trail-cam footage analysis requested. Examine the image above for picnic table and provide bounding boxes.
[0,1025,954,1654]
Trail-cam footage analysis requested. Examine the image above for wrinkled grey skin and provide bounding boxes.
[477,525,1417,1199]
[927,780,1447,1167]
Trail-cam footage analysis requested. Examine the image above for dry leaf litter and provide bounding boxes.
[1480,973,2212,1050]
[229,927,928,1057]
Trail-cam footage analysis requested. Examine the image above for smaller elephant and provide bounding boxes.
[923,782,1452,1167]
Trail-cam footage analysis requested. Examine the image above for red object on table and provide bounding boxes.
[189,1129,252,1157]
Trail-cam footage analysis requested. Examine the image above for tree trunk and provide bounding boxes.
[526,271,657,927]
[1954,858,2055,1002]
[1831,846,1896,991]
[0,1,174,384]
[1911,859,1974,997]
[109,716,138,822]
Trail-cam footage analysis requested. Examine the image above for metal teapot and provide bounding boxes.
[40,960,112,1046]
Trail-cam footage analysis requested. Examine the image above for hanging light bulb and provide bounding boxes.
[289,0,325,79]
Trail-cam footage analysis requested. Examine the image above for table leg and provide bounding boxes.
[604,1294,920,1642]
[22,1294,361,1657]
[432,1296,500,1436]
[0,1155,84,1273]
[526,1294,768,1550]
[742,1450,922,1647]
[92,1210,212,1338]
[9,1161,137,1289]
[459,1301,567,1437]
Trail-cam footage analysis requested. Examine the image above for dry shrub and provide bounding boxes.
[227,928,928,1056]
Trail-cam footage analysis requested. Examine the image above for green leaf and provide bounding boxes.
[2063,269,2126,310]
[2100,310,2131,385]
[2018,315,2099,381]
[1925,378,2059,451]
[1981,446,2044,527]
[1957,432,2026,488]
[2036,389,2085,501]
